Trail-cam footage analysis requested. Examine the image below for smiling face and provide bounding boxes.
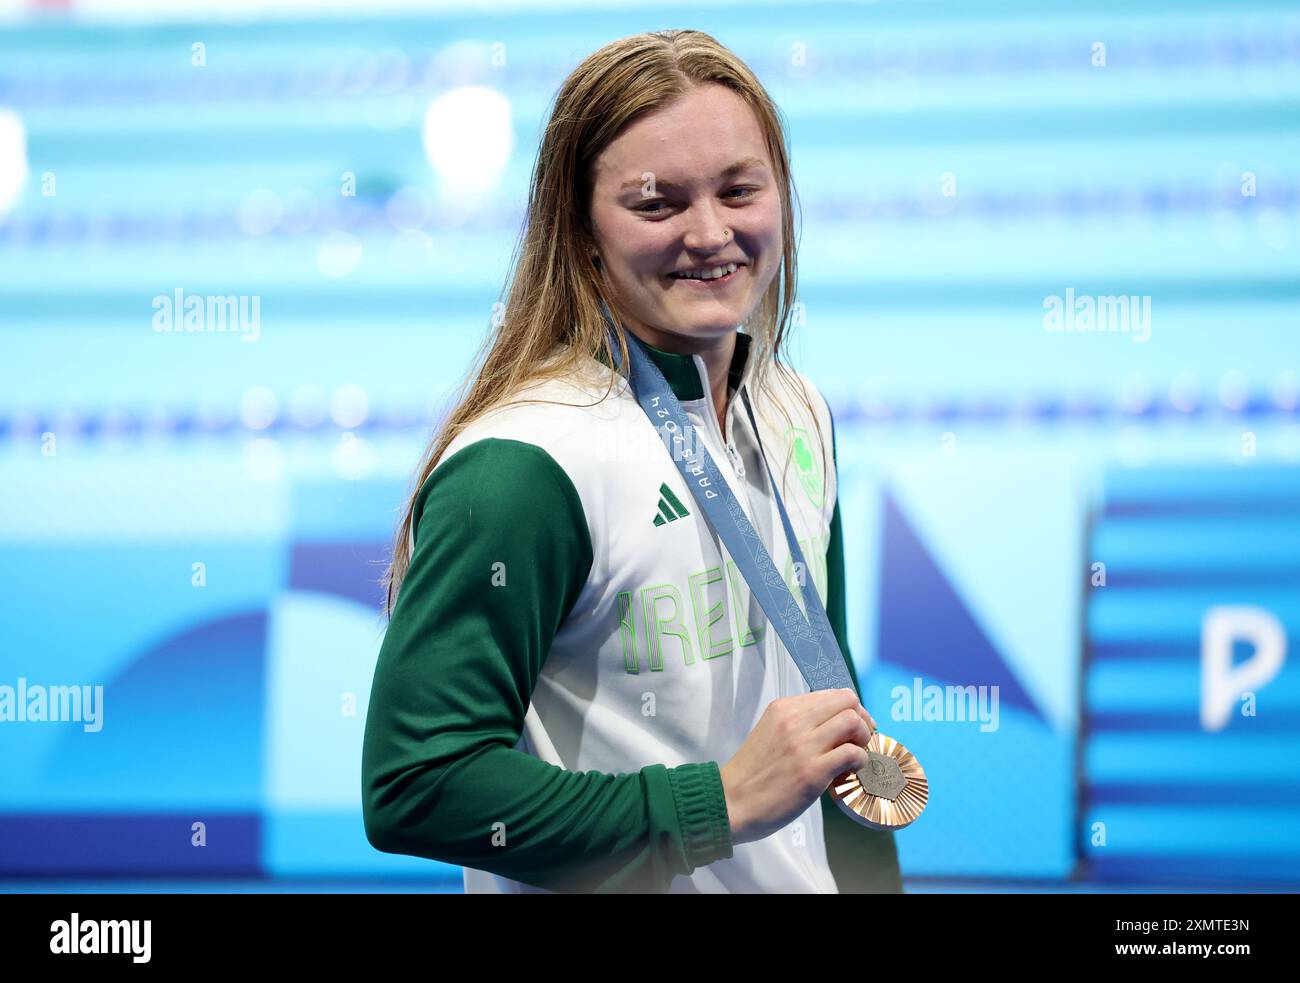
[587,82,784,355]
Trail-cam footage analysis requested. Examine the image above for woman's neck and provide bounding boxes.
[627,325,737,435]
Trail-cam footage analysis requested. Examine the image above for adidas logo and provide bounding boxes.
[652,482,691,526]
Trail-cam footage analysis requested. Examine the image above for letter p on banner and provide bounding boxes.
[1200,605,1286,731]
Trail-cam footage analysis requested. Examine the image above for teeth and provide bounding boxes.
[672,262,738,280]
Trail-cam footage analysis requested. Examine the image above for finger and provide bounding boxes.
[862,706,877,736]
[855,705,877,741]
[808,688,865,718]
[812,706,875,755]
[821,743,872,789]
[798,690,875,739]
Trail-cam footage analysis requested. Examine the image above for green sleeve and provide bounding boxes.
[362,437,733,893]
[817,407,905,893]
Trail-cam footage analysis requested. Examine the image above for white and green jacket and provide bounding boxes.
[362,330,901,893]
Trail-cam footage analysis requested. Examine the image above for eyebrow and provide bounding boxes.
[619,156,768,193]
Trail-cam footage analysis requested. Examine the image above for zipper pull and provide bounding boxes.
[727,442,745,478]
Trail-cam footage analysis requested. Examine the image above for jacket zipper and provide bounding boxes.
[691,355,746,480]
[697,355,826,888]
[691,355,780,700]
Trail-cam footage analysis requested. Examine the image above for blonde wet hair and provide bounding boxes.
[381,28,827,617]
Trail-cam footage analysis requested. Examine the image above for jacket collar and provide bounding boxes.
[596,329,754,403]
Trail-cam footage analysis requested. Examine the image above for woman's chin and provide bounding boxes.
[662,319,744,343]
[664,297,745,327]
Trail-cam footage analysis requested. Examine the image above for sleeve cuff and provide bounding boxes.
[667,761,734,869]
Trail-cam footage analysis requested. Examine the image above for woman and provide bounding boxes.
[362,29,902,894]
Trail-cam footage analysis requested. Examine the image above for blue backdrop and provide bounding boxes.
[1,0,1297,891]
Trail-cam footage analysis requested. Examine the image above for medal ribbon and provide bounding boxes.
[603,313,855,694]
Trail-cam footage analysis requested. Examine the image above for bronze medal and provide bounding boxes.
[828,732,928,831]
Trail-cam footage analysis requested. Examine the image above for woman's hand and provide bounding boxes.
[719,689,876,846]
